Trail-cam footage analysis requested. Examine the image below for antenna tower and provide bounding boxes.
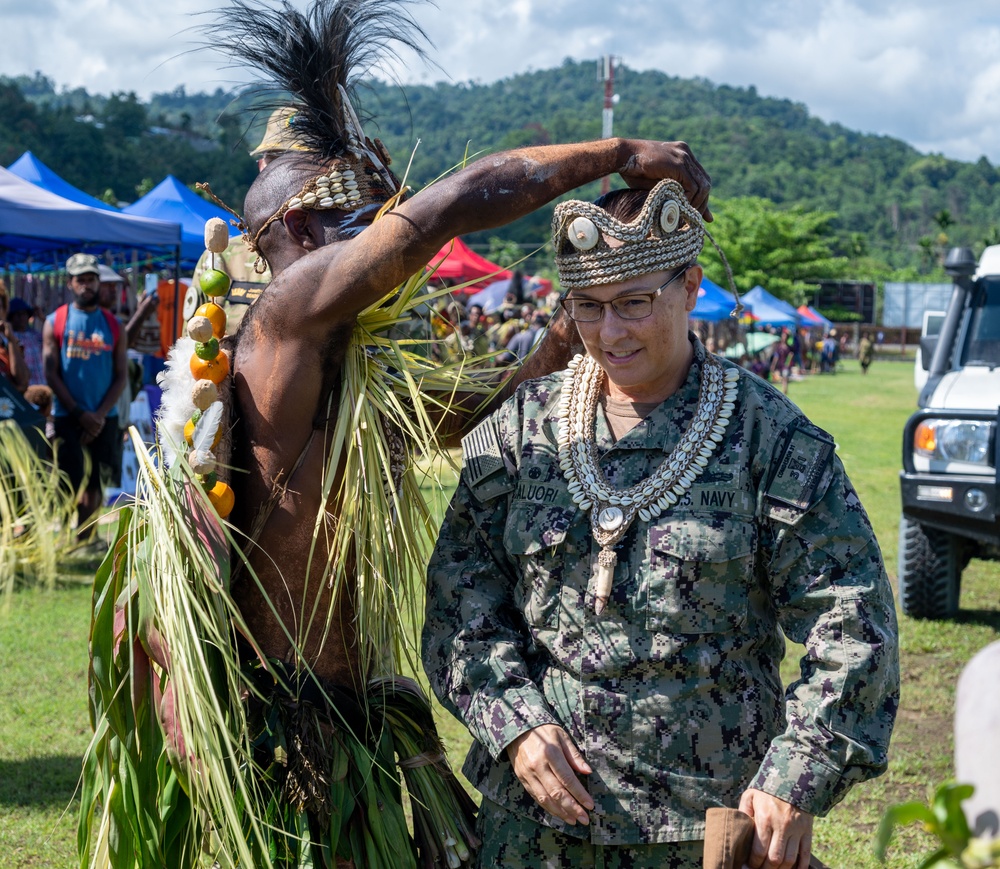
[599,55,620,195]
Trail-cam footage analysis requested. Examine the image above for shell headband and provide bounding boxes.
[553,179,741,315]
[246,147,399,264]
[196,134,400,275]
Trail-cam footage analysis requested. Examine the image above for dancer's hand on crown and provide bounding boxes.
[618,139,713,221]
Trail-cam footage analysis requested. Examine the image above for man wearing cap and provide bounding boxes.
[423,182,898,868]
[43,253,127,538]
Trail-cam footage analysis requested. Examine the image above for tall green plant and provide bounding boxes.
[0,421,77,597]
[700,196,845,304]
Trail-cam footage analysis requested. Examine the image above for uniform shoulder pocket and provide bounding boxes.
[764,423,835,523]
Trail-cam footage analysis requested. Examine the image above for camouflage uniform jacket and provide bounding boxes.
[422,336,899,845]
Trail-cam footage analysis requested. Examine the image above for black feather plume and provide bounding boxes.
[205,0,432,160]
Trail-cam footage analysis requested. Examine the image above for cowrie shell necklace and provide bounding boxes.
[557,352,739,614]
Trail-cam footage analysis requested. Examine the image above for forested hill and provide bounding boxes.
[3,61,999,274]
[364,61,999,265]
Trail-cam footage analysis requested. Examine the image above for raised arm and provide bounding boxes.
[388,137,711,253]
[281,138,710,336]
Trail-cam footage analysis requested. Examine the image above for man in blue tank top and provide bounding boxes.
[43,253,128,541]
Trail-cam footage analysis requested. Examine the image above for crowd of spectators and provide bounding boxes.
[3,261,863,539]
[422,288,562,368]
[0,256,160,541]
[702,323,855,395]
[429,294,859,390]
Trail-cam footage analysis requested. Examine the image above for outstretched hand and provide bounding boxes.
[618,140,713,221]
[506,723,594,826]
[738,788,814,869]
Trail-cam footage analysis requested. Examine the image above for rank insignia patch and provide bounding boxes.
[767,426,835,510]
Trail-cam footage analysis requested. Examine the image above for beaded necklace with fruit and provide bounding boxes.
[182,217,237,519]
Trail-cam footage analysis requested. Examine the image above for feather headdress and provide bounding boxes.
[208,0,431,225]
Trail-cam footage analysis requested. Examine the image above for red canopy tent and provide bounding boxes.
[427,237,511,291]
[797,304,833,328]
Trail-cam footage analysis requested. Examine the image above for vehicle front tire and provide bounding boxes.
[897,515,962,619]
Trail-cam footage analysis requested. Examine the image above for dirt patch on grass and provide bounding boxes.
[881,649,958,824]
[893,705,952,753]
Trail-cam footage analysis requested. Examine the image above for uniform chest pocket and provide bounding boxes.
[503,502,576,629]
[646,516,756,634]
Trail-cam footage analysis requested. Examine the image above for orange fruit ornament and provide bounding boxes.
[195,302,226,339]
[207,480,235,519]
[190,349,230,384]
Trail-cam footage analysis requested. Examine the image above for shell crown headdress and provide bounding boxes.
[552,179,703,290]
[553,179,742,315]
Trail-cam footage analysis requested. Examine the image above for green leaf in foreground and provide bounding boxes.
[876,782,979,866]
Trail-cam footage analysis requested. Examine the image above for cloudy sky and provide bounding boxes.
[3,0,1000,163]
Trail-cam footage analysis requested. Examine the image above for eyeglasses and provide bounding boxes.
[559,268,689,323]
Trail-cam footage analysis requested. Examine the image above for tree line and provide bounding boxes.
[3,62,998,302]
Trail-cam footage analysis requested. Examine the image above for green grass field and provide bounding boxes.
[2,358,997,868]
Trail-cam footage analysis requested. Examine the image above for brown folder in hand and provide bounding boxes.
[703,807,828,869]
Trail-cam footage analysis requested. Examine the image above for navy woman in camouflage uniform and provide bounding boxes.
[422,181,899,869]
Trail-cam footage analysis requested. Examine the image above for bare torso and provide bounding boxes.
[229,291,361,688]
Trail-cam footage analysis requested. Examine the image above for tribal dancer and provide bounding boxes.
[79,2,714,867]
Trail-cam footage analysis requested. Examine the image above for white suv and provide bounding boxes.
[899,246,1000,618]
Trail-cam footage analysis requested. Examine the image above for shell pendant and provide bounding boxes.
[593,547,617,615]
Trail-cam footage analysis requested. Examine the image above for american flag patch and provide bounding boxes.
[462,417,504,486]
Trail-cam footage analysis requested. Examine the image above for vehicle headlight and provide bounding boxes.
[914,419,994,465]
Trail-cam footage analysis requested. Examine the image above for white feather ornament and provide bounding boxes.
[156,336,198,468]
[192,401,224,454]
[188,449,217,475]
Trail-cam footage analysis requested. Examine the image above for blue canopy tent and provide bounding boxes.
[123,175,238,265]
[7,151,120,212]
[0,166,181,261]
[691,277,738,322]
[741,285,798,327]
[0,166,181,323]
